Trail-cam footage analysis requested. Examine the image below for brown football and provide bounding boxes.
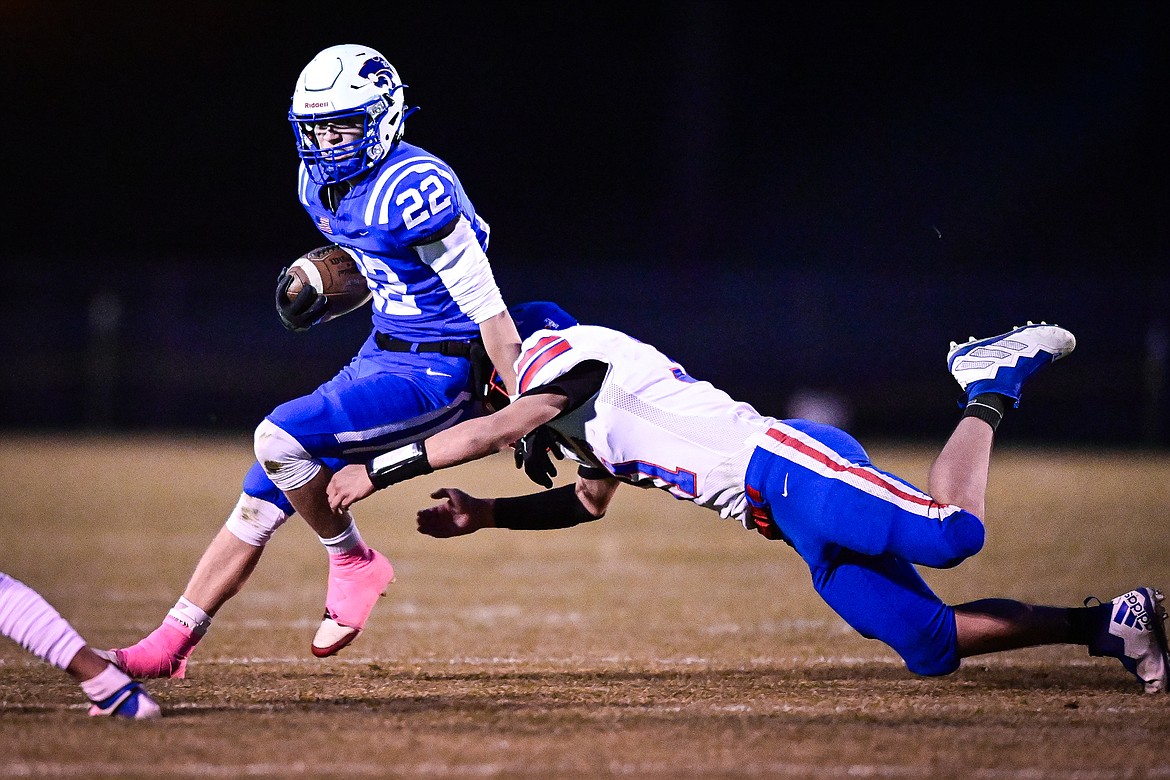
[283,244,371,323]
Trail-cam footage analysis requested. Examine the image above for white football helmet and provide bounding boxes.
[289,44,408,185]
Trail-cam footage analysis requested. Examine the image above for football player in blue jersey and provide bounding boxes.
[104,44,527,676]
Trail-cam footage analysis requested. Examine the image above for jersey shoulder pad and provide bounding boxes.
[360,144,461,243]
[515,330,590,395]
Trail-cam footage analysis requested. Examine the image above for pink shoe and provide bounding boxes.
[98,617,200,679]
[311,548,394,657]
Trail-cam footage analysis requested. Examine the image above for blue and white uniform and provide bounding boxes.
[515,325,986,677]
[296,141,496,340]
[229,141,506,544]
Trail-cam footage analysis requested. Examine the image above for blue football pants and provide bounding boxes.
[744,419,986,676]
[242,333,479,516]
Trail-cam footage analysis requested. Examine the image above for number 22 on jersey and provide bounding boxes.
[396,174,452,230]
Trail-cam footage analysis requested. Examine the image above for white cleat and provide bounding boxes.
[947,322,1075,405]
[1087,587,1169,694]
[87,681,163,719]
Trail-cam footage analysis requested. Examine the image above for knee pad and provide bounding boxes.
[241,461,294,516]
[224,492,289,547]
[254,418,321,492]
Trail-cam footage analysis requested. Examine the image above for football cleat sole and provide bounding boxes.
[311,617,361,658]
[1142,589,1169,694]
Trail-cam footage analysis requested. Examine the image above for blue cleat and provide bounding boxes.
[947,322,1075,407]
[1086,587,1169,694]
[87,681,162,719]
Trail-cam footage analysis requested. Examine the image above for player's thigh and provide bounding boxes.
[266,370,473,461]
[802,468,982,568]
[761,423,982,568]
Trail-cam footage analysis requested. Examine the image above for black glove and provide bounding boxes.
[514,426,564,489]
[275,267,329,332]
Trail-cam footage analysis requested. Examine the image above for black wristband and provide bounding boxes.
[366,441,434,490]
[494,484,603,530]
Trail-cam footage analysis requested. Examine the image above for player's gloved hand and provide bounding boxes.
[514,426,563,489]
[275,267,329,332]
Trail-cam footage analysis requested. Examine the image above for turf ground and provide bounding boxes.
[1,435,1168,778]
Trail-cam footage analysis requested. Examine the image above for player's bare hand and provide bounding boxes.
[417,488,492,538]
[327,464,376,512]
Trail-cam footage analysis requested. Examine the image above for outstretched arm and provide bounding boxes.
[477,309,522,395]
[427,392,564,468]
[416,473,621,538]
[326,393,568,512]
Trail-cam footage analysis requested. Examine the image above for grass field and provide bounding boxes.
[2,435,1169,778]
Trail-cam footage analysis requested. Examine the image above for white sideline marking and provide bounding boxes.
[0,651,1122,674]
[165,654,904,667]
[0,655,1116,669]
[3,763,1165,778]
[0,762,386,777]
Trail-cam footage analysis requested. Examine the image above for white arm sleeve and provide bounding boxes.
[413,217,506,324]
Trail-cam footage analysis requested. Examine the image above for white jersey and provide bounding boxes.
[513,325,776,522]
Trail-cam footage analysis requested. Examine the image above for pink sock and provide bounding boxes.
[114,615,201,679]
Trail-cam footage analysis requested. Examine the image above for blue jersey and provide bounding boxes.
[296,141,492,341]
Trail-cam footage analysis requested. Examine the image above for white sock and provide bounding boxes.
[79,662,133,703]
[167,596,212,635]
[320,517,367,556]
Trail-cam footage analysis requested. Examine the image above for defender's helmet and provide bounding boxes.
[485,302,579,411]
[510,301,578,341]
[289,44,407,185]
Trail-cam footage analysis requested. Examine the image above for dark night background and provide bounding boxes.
[1,2,1167,447]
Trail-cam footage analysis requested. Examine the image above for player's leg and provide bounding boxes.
[929,322,1076,514]
[807,550,962,676]
[272,464,395,657]
[771,322,1077,564]
[0,573,161,718]
[796,552,1169,692]
[104,342,446,675]
[255,350,476,657]
[104,465,296,679]
[111,348,473,671]
[954,588,1169,694]
[926,417,992,518]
